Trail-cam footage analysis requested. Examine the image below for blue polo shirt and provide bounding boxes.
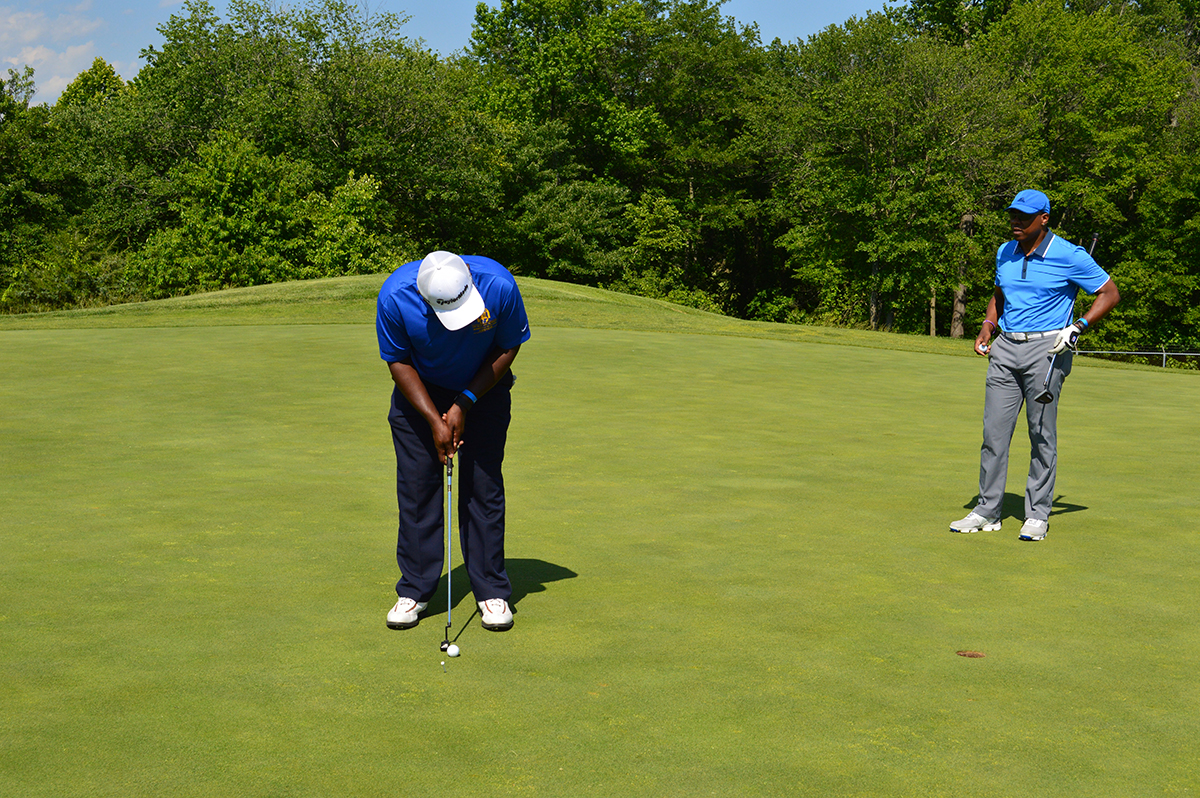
[995,232,1110,333]
[377,256,531,391]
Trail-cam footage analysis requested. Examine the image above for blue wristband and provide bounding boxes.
[1075,318,1089,329]
[461,389,477,403]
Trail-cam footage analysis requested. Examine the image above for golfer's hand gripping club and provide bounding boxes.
[441,404,467,457]
[1050,322,1082,354]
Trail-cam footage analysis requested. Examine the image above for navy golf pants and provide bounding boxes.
[389,372,513,604]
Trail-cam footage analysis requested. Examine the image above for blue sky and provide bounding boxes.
[3,0,895,104]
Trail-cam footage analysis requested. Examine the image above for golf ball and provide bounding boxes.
[447,644,460,657]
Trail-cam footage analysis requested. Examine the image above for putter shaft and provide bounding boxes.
[445,455,453,642]
[1042,352,1057,391]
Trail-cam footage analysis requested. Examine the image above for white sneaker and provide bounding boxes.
[950,511,1001,534]
[1019,518,1048,541]
[386,597,427,629]
[478,598,513,631]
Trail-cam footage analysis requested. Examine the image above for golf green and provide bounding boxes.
[1,284,1197,796]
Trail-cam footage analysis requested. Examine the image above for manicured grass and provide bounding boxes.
[1,280,1197,796]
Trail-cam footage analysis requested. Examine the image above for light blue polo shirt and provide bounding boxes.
[995,232,1110,333]
[377,256,531,391]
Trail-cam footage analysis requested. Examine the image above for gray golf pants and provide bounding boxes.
[975,334,1072,522]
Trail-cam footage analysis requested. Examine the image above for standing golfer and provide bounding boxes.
[377,250,530,630]
[951,190,1120,540]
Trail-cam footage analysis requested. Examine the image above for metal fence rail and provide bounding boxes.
[1076,349,1200,368]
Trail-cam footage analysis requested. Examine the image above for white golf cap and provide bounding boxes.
[416,251,485,330]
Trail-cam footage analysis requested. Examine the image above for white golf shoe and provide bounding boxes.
[1019,518,1048,541]
[386,597,427,629]
[949,511,1001,534]
[478,598,513,631]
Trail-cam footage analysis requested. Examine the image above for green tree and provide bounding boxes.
[978,1,1190,235]
[469,0,661,281]
[0,230,130,311]
[50,0,502,271]
[472,0,769,307]
[973,2,1194,354]
[1,67,85,310]
[305,172,390,275]
[471,119,622,280]
[128,132,391,297]
[1104,90,1200,358]
[128,132,316,296]
[903,0,1015,43]
[1,68,44,282]
[470,0,663,179]
[636,0,769,313]
[296,19,504,254]
[56,59,127,107]
[609,191,723,311]
[752,12,1038,332]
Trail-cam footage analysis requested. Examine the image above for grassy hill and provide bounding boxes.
[0,274,1014,355]
[5,274,1184,371]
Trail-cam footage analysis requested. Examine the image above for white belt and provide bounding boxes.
[1002,330,1056,341]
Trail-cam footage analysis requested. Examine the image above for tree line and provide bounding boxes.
[2,0,1198,357]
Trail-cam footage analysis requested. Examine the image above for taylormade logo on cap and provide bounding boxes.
[435,283,470,306]
[416,251,487,331]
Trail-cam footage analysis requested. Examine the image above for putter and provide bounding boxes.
[440,454,454,652]
[1035,353,1058,404]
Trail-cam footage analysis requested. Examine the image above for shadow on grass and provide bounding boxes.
[433,558,578,619]
[509,558,579,607]
[963,492,1089,521]
[1048,495,1088,518]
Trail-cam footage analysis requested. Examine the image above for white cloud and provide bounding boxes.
[0,6,104,47]
[0,9,49,46]
[4,44,61,67]
[109,57,138,81]
[0,1,114,103]
[5,42,95,73]
[3,41,100,104]
[55,14,104,40]
[39,71,74,100]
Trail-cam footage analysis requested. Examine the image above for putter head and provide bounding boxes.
[1034,389,1054,404]
[440,640,450,652]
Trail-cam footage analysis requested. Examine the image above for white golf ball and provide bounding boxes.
[447,644,460,657]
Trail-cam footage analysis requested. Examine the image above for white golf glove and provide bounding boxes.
[1049,323,1082,354]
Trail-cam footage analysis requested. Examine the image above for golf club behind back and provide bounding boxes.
[1036,231,1098,405]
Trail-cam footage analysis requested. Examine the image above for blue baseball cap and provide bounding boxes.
[1008,189,1050,215]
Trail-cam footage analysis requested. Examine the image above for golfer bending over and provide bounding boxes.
[951,190,1120,541]
[377,251,530,630]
